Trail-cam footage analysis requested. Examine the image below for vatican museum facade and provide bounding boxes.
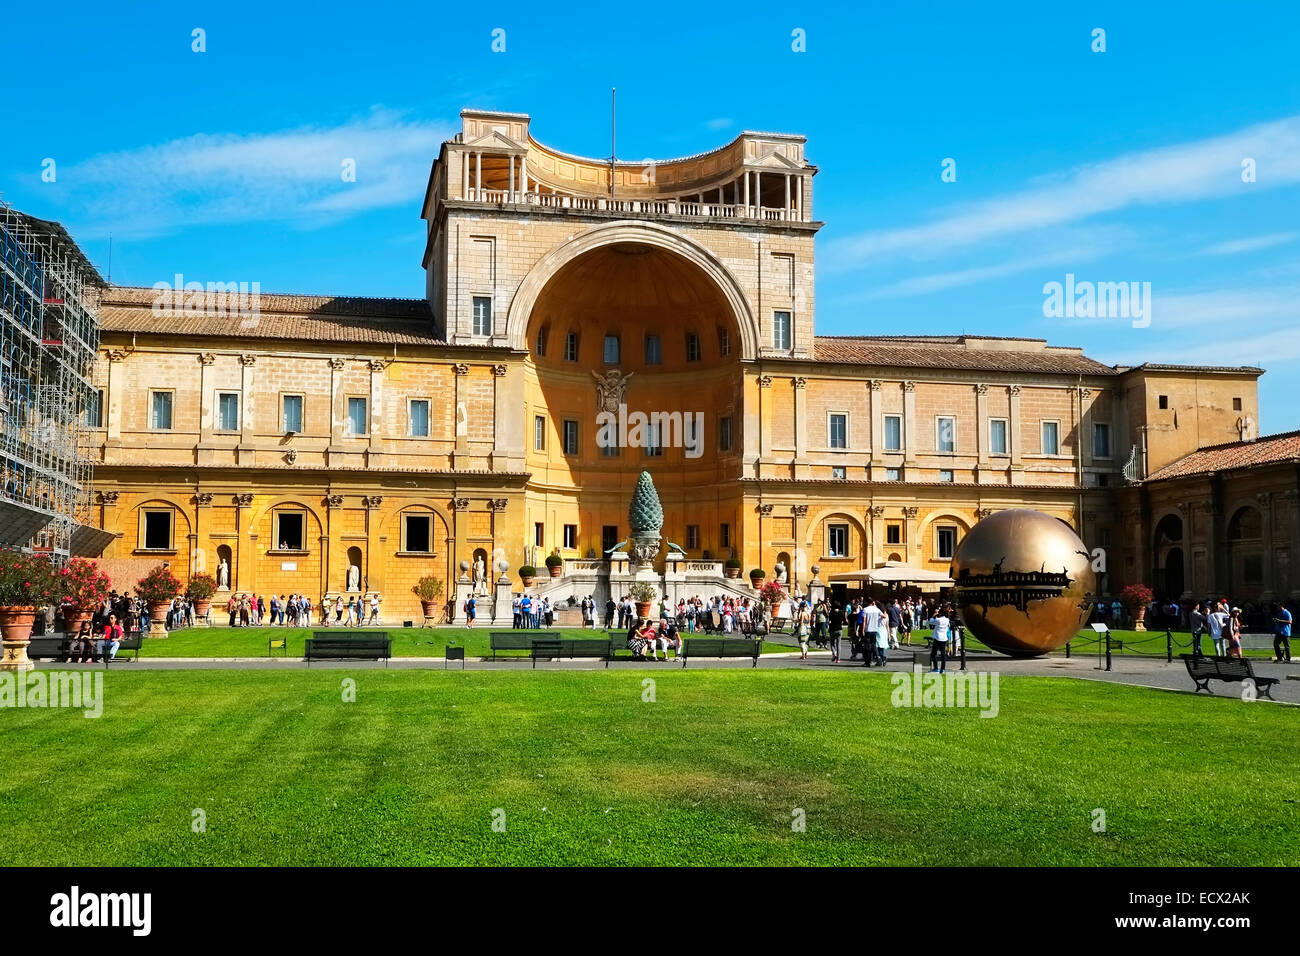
[82,108,1291,621]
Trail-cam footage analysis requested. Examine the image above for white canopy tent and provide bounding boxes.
[827,563,954,588]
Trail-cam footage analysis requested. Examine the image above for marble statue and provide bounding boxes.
[473,555,486,594]
[774,560,788,585]
[347,564,361,592]
[217,558,229,590]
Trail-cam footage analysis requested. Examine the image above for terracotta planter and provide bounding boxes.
[420,599,440,618]
[1133,605,1147,632]
[192,599,211,619]
[0,606,38,673]
[770,603,783,619]
[520,576,535,588]
[547,565,563,578]
[750,576,765,588]
[61,606,92,637]
[724,567,741,579]
[635,601,653,620]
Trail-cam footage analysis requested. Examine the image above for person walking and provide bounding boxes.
[927,604,952,674]
[1273,602,1292,663]
[862,600,885,667]
[465,594,477,628]
[1189,601,1206,656]
[1207,603,1229,656]
[1227,607,1244,659]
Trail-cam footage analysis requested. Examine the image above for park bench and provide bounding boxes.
[305,632,391,666]
[529,637,614,668]
[1181,654,1278,700]
[26,636,69,661]
[103,632,143,665]
[679,637,761,668]
[489,630,569,660]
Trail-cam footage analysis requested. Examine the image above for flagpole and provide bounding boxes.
[610,87,616,200]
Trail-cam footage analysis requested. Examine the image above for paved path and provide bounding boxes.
[36,647,1300,704]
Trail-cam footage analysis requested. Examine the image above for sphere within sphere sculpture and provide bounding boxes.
[951,509,1096,657]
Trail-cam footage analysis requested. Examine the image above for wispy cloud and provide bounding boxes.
[1195,232,1297,256]
[861,243,1115,300]
[828,115,1300,267]
[1062,283,1300,329]
[59,108,454,238]
[704,118,733,130]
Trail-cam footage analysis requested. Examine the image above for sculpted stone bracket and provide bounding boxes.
[451,498,471,512]
[488,498,509,512]
[325,495,346,508]
[234,494,255,507]
[363,496,384,509]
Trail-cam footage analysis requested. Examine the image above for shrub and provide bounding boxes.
[0,548,57,607]
[748,568,766,579]
[519,565,537,578]
[628,581,657,603]
[186,573,217,602]
[724,556,741,569]
[136,565,181,606]
[412,575,445,601]
[58,557,113,609]
[544,554,563,568]
[1119,583,1154,609]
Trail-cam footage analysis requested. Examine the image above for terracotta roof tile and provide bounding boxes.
[1145,430,1300,481]
[812,335,1117,376]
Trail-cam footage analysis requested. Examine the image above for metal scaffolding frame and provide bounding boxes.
[0,201,103,563]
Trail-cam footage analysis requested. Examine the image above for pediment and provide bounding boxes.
[462,128,527,152]
[751,149,803,170]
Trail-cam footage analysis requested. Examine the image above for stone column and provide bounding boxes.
[367,359,387,463]
[324,494,344,600]
[234,493,255,593]
[238,353,256,466]
[757,375,772,470]
[1009,385,1024,482]
[902,382,917,472]
[868,505,885,568]
[792,377,807,478]
[328,357,346,450]
[105,348,128,451]
[364,495,384,600]
[491,364,523,472]
[975,383,990,473]
[450,497,471,622]
[867,380,882,475]
[197,352,215,450]
[791,504,809,591]
[453,364,471,466]
[903,507,920,565]
[98,491,121,556]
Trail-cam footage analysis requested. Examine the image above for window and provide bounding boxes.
[936,526,957,560]
[827,523,849,558]
[1092,422,1111,458]
[1233,397,1242,411]
[282,394,304,433]
[936,416,955,453]
[603,334,620,365]
[141,510,173,550]
[1097,527,1112,548]
[600,440,619,458]
[535,325,548,356]
[719,416,733,452]
[472,296,492,336]
[717,327,730,357]
[1041,420,1060,455]
[686,525,700,550]
[829,413,847,450]
[832,465,847,480]
[644,334,661,366]
[217,392,239,432]
[719,523,731,550]
[534,415,546,451]
[772,310,791,350]
[685,332,701,362]
[150,391,173,430]
[534,522,544,547]
[564,332,579,362]
[602,526,620,553]
[562,419,578,455]
[884,467,901,481]
[1158,394,1169,410]
[563,524,577,550]
[275,511,304,550]
[85,389,103,428]
[409,399,430,437]
[644,420,663,457]
[883,414,902,451]
[989,418,1008,455]
[404,514,432,553]
[886,523,902,545]
[1097,473,1110,487]
[347,397,368,436]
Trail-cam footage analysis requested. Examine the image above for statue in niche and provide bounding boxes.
[217,558,230,590]
[347,564,361,592]
[774,560,788,585]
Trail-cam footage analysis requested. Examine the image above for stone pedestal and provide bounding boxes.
[148,620,169,638]
[453,575,473,625]
[493,576,514,623]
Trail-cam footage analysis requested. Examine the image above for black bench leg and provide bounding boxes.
[1259,682,1276,701]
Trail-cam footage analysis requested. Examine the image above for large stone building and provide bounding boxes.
[84,108,1281,619]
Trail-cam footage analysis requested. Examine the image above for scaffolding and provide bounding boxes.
[0,201,104,563]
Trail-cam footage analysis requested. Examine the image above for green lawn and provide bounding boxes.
[135,626,790,659]
[2,669,1296,865]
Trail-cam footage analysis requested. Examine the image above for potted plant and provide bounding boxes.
[749,567,766,587]
[519,565,537,588]
[58,557,112,636]
[759,579,786,617]
[0,548,57,670]
[186,573,217,623]
[137,565,182,637]
[723,556,742,579]
[411,575,445,618]
[1120,583,1154,631]
[545,553,564,578]
[628,581,657,621]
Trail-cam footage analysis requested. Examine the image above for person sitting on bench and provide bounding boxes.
[68,623,96,664]
[628,620,657,661]
[101,614,124,661]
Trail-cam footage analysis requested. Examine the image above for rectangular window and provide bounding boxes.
[686,524,700,550]
[347,397,368,436]
[563,524,577,550]
[404,514,432,553]
[562,419,578,455]
[720,523,731,550]
[717,327,730,357]
[644,334,661,365]
[719,416,733,452]
[884,467,901,481]
[685,332,701,362]
[829,412,848,450]
[409,399,430,437]
[142,510,172,550]
[217,392,239,432]
[535,326,548,356]
[564,332,579,362]
[883,414,902,451]
[534,415,546,452]
[827,523,849,558]
[600,440,619,458]
[989,418,1008,455]
[85,389,103,428]
[1097,527,1112,549]
[282,394,304,433]
[644,420,663,457]
[886,523,902,545]
[1233,397,1242,411]
[150,391,173,430]
[602,526,619,553]
[936,416,955,453]
[276,511,304,550]
[832,465,847,480]
[939,469,954,482]
[603,334,620,364]
[936,526,957,560]
[1042,420,1060,455]
[472,296,492,336]
[772,310,791,350]
[1092,422,1111,458]
[534,522,544,547]
[1158,395,1169,409]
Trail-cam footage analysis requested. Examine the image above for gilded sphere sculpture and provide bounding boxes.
[951,509,1096,657]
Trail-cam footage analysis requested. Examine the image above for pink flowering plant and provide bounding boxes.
[0,548,58,607]
[137,565,181,606]
[59,557,112,609]
[758,580,786,604]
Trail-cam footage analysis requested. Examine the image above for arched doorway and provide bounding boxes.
[1152,513,1184,599]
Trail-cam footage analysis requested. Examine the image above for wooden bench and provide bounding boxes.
[103,632,143,665]
[679,637,761,668]
[489,630,571,660]
[1181,654,1278,700]
[529,637,614,668]
[26,636,69,661]
[305,633,391,666]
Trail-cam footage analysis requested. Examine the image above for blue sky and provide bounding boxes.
[3,0,1298,429]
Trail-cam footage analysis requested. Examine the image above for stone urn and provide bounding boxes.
[420,600,441,618]
[1133,604,1147,631]
[0,607,38,673]
[147,602,172,637]
[192,599,212,622]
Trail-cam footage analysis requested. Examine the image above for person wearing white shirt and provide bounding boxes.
[862,601,886,667]
[1207,607,1229,656]
[928,606,952,674]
